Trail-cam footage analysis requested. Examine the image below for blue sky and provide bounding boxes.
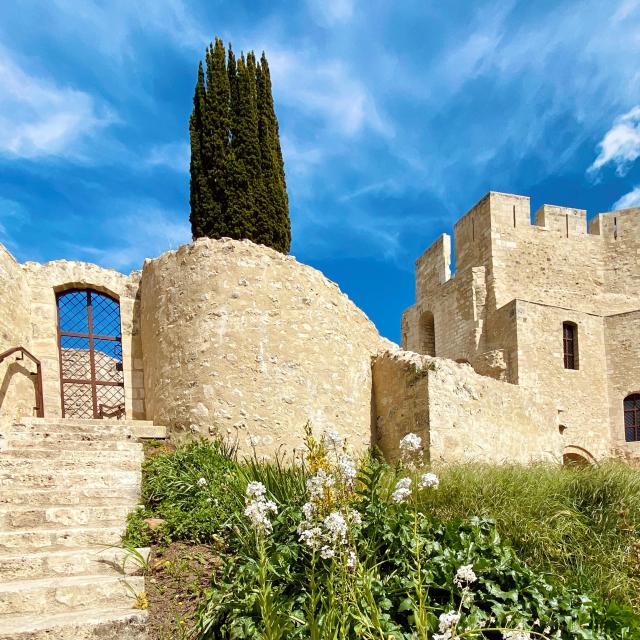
[1,1,640,342]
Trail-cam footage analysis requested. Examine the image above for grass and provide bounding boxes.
[125,440,640,638]
[419,462,640,609]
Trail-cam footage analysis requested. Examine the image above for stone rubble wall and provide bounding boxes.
[140,238,393,457]
[21,260,145,419]
[0,245,35,420]
[373,349,561,464]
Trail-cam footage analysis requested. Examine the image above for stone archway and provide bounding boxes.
[56,288,125,419]
[562,445,595,466]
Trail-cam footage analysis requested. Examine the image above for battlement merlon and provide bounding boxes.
[414,192,640,301]
[415,233,451,294]
[590,207,640,238]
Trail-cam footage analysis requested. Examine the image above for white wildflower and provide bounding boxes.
[419,472,439,489]
[347,549,357,569]
[302,501,315,520]
[323,511,348,543]
[454,564,477,587]
[543,627,551,635]
[320,545,335,559]
[246,481,267,500]
[197,477,207,487]
[322,428,344,449]
[391,477,412,503]
[338,454,357,485]
[244,498,277,533]
[399,432,422,451]
[306,469,335,499]
[433,634,452,640]
[350,509,362,525]
[298,526,323,549]
[438,610,461,632]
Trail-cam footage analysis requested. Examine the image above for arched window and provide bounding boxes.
[418,311,435,357]
[562,322,578,370]
[624,394,640,442]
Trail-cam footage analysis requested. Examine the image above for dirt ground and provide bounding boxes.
[145,542,222,640]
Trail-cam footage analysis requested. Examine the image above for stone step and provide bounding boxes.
[0,485,141,507]
[0,608,148,640]
[0,527,124,553]
[6,421,135,438]
[0,429,137,444]
[0,433,144,450]
[5,419,166,440]
[0,574,145,616]
[18,417,154,428]
[0,546,149,581]
[1,448,143,461]
[0,469,140,489]
[0,456,141,474]
[0,451,142,474]
[0,505,136,530]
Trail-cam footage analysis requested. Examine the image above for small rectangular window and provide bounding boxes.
[563,322,578,370]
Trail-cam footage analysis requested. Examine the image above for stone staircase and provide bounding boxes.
[0,417,165,639]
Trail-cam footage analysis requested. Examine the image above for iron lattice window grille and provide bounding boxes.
[624,394,640,442]
[56,289,125,419]
[563,322,578,370]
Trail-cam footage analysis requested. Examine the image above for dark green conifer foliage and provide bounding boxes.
[256,53,291,252]
[188,38,291,253]
[188,62,212,239]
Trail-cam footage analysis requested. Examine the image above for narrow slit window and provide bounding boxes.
[563,322,578,370]
[624,394,640,442]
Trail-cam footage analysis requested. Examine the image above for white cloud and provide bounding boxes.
[146,142,190,173]
[613,186,640,209]
[589,106,640,176]
[0,48,114,160]
[69,203,191,271]
[265,49,392,139]
[307,0,355,26]
[48,0,208,58]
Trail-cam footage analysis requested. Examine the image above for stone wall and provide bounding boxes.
[373,350,561,464]
[513,300,611,460]
[0,245,145,422]
[0,245,35,420]
[605,310,640,458]
[402,191,640,463]
[21,260,145,420]
[140,238,391,457]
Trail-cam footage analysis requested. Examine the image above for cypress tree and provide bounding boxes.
[201,38,230,238]
[256,53,291,253]
[188,38,291,253]
[189,62,215,239]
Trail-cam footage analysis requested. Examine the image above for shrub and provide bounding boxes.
[124,440,242,545]
[194,432,639,639]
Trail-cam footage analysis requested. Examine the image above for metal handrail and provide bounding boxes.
[0,346,44,418]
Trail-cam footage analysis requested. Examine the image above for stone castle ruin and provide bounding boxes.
[1,191,639,464]
[1,190,639,637]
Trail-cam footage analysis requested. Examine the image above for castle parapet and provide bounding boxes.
[534,205,588,236]
[590,207,640,239]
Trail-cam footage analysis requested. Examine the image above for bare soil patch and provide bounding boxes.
[146,542,222,640]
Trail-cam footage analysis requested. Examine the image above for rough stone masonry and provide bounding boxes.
[1,191,639,464]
